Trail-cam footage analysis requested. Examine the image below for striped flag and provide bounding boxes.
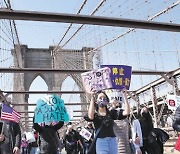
[1,104,21,123]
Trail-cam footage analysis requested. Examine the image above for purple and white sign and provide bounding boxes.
[101,65,132,90]
[81,67,112,93]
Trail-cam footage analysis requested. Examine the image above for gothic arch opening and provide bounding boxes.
[61,76,81,121]
[28,76,48,118]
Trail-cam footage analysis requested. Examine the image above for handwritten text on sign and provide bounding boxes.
[101,65,132,90]
[105,90,124,104]
[34,95,70,123]
[81,67,112,93]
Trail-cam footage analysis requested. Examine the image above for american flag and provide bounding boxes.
[1,104,21,123]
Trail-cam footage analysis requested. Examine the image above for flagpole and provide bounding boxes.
[1,122,4,135]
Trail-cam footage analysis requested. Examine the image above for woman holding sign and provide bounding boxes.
[84,88,129,154]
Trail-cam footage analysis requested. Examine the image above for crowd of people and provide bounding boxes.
[2,88,180,154]
[61,88,170,154]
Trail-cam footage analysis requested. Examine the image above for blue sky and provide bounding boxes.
[0,0,180,119]
[11,0,102,48]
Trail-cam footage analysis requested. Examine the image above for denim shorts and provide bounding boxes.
[96,137,118,154]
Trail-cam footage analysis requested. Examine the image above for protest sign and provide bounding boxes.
[79,127,92,141]
[101,65,132,90]
[26,132,35,143]
[167,94,180,111]
[81,67,112,93]
[105,89,124,104]
[34,94,70,123]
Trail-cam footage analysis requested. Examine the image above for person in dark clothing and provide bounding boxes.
[76,126,85,154]
[64,122,83,154]
[150,128,169,154]
[0,120,21,154]
[0,105,21,154]
[139,107,161,154]
[85,89,128,154]
[83,122,94,154]
[33,121,64,154]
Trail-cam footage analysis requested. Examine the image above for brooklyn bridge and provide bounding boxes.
[0,0,180,153]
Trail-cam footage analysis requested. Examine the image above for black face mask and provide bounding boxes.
[98,103,107,108]
[141,112,149,118]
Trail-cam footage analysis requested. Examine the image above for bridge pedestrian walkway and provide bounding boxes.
[60,146,180,154]
[60,137,179,153]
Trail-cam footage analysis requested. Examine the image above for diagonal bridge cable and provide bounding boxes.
[87,0,180,54]
[52,0,88,57]
[60,0,107,49]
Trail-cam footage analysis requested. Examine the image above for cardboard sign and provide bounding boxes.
[81,67,112,93]
[34,94,70,123]
[79,127,92,141]
[167,94,180,111]
[101,65,132,90]
[26,132,35,143]
[105,89,124,104]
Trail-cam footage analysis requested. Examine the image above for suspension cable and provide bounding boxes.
[87,0,180,54]
[60,0,107,49]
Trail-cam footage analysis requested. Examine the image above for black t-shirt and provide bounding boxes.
[85,109,126,138]
[139,117,153,139]
[65,129,80,142]
[33,121,64,154]
[39,126,60,153]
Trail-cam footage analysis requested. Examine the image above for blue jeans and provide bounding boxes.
[30,147,39,154]
[85,143,90,154]
[96,137,117,154]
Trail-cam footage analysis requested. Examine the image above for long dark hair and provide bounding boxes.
[95,91,109,102]
[140,107,153,130]
[94,91,109,113]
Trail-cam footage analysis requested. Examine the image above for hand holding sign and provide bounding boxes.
[34,94,70,123]
[81,67,112,93]
[79,127,92,141]
[101,65,132,90]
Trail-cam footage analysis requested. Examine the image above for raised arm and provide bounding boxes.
[122,88,130,116]
[54,121,64,131]
[88,93,95,120]
[33,117,42,133]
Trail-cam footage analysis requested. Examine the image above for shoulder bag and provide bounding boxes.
[88,123,103,154]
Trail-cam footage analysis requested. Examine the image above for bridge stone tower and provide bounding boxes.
[11,45,94,127]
